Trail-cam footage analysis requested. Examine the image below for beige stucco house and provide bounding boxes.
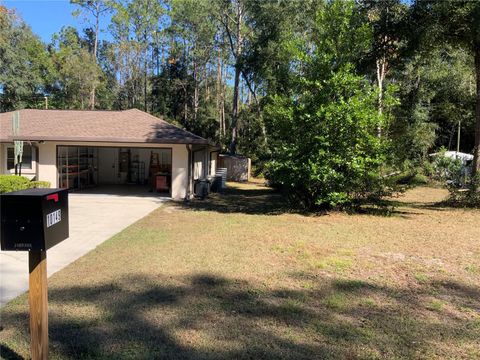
[0,109,219,199]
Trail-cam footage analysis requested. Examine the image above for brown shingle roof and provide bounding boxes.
[0,108,208,144]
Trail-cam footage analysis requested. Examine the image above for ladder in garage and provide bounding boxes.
[148,151,161,178]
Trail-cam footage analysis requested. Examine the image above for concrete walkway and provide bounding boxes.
[0,193,165,306]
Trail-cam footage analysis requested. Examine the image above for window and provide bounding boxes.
[7,145,33,170]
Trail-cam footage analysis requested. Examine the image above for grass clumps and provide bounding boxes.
[315,257,352,273]
[414,273,429,284]
[323,293,349,311]
[465,264,479,274]
[426,299,445,312]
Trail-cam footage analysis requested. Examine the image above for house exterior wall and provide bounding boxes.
[37,141,57,185]
[4,141,189,199]
[171,144,189,199]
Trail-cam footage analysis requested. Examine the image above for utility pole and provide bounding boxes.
[12,111,23,176]
[457,120,461,156]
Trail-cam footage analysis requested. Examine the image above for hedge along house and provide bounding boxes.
[0,109,219,199]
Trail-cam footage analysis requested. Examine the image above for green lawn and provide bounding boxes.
[1,182,479,359]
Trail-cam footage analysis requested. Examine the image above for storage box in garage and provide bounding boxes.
[155,175,169,192]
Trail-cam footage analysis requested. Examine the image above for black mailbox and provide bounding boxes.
[1,188,69,251]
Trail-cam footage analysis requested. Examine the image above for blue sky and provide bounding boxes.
[4,0,110,43]
[5,0,415,45]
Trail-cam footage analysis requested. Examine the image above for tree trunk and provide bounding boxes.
[376,55,386,138]
[473,43,480,178]
[89,5,100,110]
[184,85,188,127]
[204,64,209,101]
[222,62,227,138]
[229,5,243,155]
[155,31,160,76]
[193,58,199,122]
[230,64,241,154]
[144,36,148,112]
[216,55,222,135]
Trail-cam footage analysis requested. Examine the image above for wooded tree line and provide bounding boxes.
[1,0,479,207]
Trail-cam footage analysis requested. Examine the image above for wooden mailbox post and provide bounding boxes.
[1,188,69,360]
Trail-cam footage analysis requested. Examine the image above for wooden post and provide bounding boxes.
[29,250,48,360]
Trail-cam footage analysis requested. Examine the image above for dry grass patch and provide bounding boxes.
[1,182,479,359]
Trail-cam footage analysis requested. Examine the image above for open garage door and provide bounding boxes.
[57,146,172,195]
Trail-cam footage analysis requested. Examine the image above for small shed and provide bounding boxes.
[218,154,251,182]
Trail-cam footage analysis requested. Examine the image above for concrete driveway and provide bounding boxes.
[0,193,165,306]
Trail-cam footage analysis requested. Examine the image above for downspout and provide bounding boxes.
[204,145,208,178]
[186,144,193,200]
[33,142,40,181]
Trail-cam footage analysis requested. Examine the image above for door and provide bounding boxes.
[98,148,118,184]
[118,149,130,183]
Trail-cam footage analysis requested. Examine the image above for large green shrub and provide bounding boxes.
[0,175,51,193]
[0,175,31,193]
[264,67,389,209]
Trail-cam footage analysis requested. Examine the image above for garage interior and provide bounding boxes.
[57,146,172,195]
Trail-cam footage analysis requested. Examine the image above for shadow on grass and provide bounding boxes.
[1,273,479,359]
[182,181,477,219]
[0,344,23,360]
[355,197,458,218]
[179,183,295,216]
[180,183,436,219]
